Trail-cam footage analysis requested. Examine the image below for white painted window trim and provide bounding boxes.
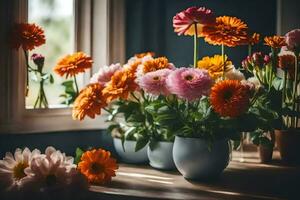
[0,0,125,134]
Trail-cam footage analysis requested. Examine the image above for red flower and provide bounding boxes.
[173,7,215,36]
[11,23,45,51]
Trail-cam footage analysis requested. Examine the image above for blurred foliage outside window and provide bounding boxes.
[27,0,75,108]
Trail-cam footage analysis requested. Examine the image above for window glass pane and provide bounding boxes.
[27,0,75,108]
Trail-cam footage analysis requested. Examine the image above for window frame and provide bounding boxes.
[0,0,125,134]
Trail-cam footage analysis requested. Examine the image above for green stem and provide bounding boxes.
[292,53,299,128]
[221,44,225,79]
[282,70,287,128]
[248,45,252,57]
[73,75,79,96]
[193,23,198,68]
[23,49,30,97]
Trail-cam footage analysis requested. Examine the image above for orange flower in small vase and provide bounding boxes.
[210,80,251,117]
[102,69,139,102]
[54,52,93,78]
[72,83,107,120]
[11,23,45,51]
[264,36,286,49]
[202,16,249,47]
[78,148,118,184]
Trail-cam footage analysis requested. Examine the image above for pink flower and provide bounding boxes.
[31,53,45,67]
[285,29,300,52]
[166,68,212,101]
[90,63,121,85]
[173,7,215,36]
[139,69,173,96]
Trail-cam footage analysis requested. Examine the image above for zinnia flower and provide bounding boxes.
[248,33,260,45]
[72,83,107,120]
[139,69,173,96]
[78,148,118,184]
[210,80,250,117]
[11,23,45,51]
[102,68,139,102]
[285,29,300,52]
[166,68,212,101]
[54,52,93,78]
[134,52,155,59]
[278,54,295,71]
[0,148,40,190]
[173,6,215,36]
[24,147,77,188]
[90,63,122,85]
[264,36,286,49]
[197,55,233,79]
[202,16,248,47]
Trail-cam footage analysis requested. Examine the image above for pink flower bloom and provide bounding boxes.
[90,63,121,85]
[31,53,45,67]
[173,7,215,36]
[166,68,212,101]
[139,69,173,96]
[285,29,300,52]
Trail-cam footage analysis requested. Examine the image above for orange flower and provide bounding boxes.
[248,33,260,45]
[102,68,138,102]
[141,57,171,74]
[11,23,45,51]
[54,52,93,78]
[202,16,248,47]
[72,83,107,120]
[78,148,118,184]
[279,54,295,78]
[197,55,233,79]
[210,80,250,117]
[134,52,155,59]
[264,36,286,48]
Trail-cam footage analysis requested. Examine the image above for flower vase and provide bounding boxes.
[113,138,148,164]
[147,141,176,170]
[173,136,230,180]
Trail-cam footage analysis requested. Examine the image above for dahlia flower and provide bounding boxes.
[90,63,122,85]
[210,80,250,117]
[197,54,233,79]
[0,148,41,190]
[54,52,93,78]
[225,68,245,81]
[24,147,77,188]
[78,148,118,184]
[285,29,300,52]
[72,83,107,120]
[138,69,173,96]
[202,16,249,47]
[173,6,215,36]
[166,68,212,101]
[11,23,45,51]
[264,36,286,49]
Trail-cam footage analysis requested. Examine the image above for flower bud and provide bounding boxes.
[31,53,45,69]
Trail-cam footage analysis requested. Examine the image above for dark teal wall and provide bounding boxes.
[125,0,277,67]
[0,130,116,158]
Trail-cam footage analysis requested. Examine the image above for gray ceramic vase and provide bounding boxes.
[147,141,176,170]
[173,136,230,180]
[113,138,149,164]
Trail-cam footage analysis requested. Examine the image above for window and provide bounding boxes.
[0,0,125,133]
[27,0,75,108]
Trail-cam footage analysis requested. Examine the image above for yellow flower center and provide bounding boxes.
[13,162,28,180]
[90,162,104,174]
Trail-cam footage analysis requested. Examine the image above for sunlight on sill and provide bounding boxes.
[117,172,173,180]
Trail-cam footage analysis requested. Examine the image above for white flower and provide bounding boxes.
[90,63,121,85]
[23,147,77,189]
[247,76,261,90]
[225,68,245,81]
[0,148,40,190]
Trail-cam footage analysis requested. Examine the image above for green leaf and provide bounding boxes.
[50,74,54,84]
[74,148,84,164]
[135,136,149,152]
[260,137,274,148]
[149,139,158,151]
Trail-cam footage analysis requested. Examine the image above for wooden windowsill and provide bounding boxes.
[89,150,300,200]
